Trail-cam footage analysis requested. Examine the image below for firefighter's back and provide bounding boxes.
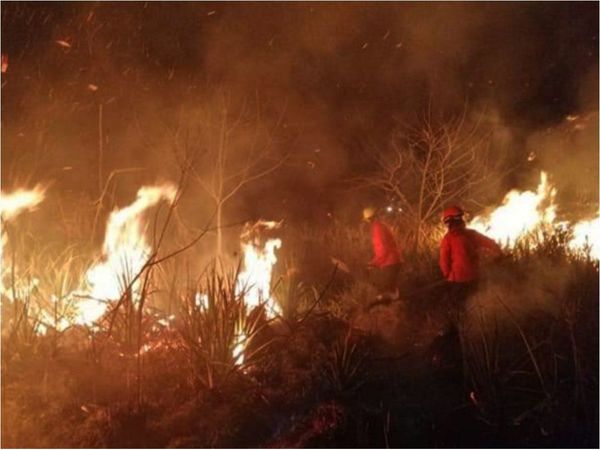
[445,227,480,282]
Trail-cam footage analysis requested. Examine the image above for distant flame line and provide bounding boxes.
[470,171,598,258]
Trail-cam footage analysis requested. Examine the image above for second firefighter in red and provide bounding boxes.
[363,207,402,300]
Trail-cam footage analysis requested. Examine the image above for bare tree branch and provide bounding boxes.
[359,105,509,248]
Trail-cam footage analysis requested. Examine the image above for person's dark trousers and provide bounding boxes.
[379,263,401,294]
[432,280,479,374]
[445,280,478,333]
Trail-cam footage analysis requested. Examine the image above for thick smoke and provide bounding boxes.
[525,62,599,214]
[1,3,598,233]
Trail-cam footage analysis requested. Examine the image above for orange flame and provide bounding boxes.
[236,221,282,318]
[0,185,46,220]
[1,186,46,300]
[233,221,282,363]
[470,172,557,247]
[74,185,176,326]
[193,222,282,364]
[470,171,599,258]
[569,215,600,259]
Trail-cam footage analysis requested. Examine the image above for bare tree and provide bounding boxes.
[170,91,289,256]
[362,108,507,248]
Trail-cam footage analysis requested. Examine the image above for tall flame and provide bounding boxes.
[75,185,176,326]
[231,221,282,365]
[235,221,282,318]
[193,222,282,365]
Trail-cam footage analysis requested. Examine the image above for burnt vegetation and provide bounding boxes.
[2,223,598,448]
[1,2,599,449]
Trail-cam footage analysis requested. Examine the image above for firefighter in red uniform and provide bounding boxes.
[439,205,503,328]
[363,207,402,300]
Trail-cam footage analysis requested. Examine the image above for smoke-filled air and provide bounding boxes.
[1,2,598,448]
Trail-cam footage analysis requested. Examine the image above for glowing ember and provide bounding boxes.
[74,185,176,326]
[236,222,282,318]
[470,172,557,247]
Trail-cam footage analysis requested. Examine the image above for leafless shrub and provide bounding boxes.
[165,90,290,256]
[362,108,508,248]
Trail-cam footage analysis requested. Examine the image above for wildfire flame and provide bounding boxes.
[470,172,557,247]
[233,330,247,365]
[74,185,176,326]
[36,295,72,335]
[470,171,599,258]
[232,221,283,364]
[194,221,283,365]
[0,185,46,220]
[569,215,600,259]
[235,221,282,318]
[0,186,46,299]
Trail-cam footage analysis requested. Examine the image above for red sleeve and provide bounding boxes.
[472,230,503,257]
[439,235,452,279]
[371,222,387,266]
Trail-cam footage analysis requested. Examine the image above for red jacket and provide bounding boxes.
[370,220,402,268]
[440,226,502,282]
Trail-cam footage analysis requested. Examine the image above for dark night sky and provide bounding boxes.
[1,2,598,225]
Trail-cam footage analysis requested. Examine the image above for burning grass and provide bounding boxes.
[1,181,598,448]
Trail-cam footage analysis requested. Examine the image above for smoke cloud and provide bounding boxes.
[1,2,597,231]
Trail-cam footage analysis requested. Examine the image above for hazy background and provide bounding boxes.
[2,2,598,247]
